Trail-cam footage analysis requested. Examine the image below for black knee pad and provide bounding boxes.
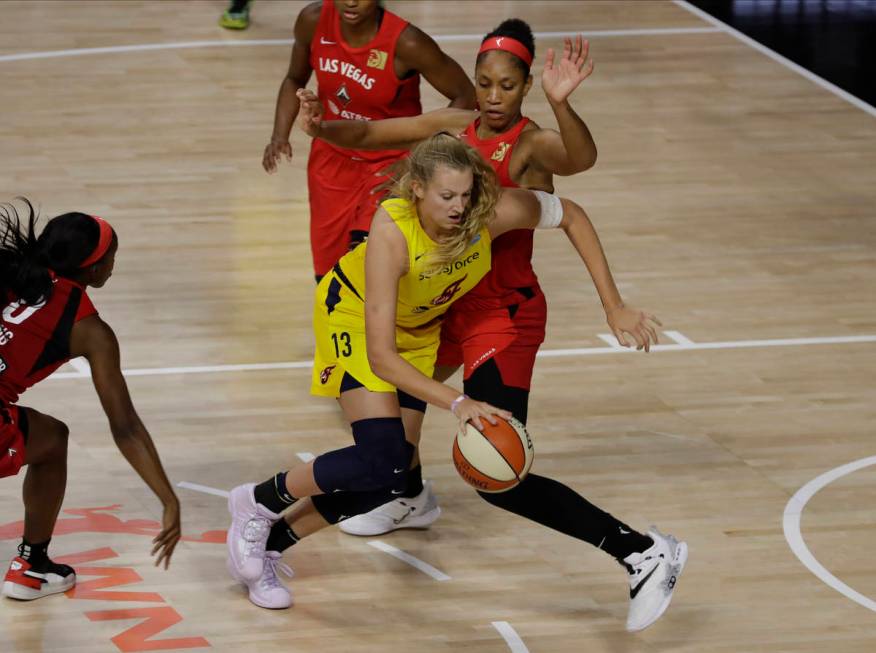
[352,417,413,491]
[312,417,412,493]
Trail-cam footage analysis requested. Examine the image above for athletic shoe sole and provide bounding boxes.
[2,575,76,601]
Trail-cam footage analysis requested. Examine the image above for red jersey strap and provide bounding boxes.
[462,117,532,188]
[74,289,97,322]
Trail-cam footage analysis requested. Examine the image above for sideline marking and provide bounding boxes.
[491,621,530,653]
[673,0,876,118]
[783,456,876,613]
[367,541,451,582]
[296,452,315,463]
[0,27,722,63]
[44,334,876,381]
[176,481,229,499]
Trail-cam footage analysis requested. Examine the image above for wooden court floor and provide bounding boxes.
[1,1,875,651]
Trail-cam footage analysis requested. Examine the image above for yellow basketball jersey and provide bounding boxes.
[332,197,492,329]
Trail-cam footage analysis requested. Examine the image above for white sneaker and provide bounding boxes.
[339,480,442,536]
[227,483,280,581]
[624,527,688,632]
[227,551,293,609]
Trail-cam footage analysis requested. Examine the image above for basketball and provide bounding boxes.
[452,416,534,493]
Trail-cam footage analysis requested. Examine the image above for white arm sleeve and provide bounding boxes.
[533,190,563,229]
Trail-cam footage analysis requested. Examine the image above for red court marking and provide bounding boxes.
[87,606,210,651]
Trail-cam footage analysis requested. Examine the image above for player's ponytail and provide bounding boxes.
[1,199,112,305]
[391,132,499,271]
[0,199,53,306]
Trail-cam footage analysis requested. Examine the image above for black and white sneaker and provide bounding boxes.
[2,555,76,601]
[623,527,688,632]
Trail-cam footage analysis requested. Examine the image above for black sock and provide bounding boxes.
[228,0,250,13]
[265,521,300,553]
[254,472,297,514]
[403,464,423,498]
[18,538,50,570]
[477,474,652,564]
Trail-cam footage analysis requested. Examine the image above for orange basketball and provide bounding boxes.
[452,416,534,493]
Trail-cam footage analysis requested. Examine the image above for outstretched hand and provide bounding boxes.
[542,34,594,105]
[151,498,181,569]
[607,305,662,353]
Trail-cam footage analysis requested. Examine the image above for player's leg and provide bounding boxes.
[468,319,687,631]
[227,376,415,607]
[3,407,76,600]
[338,388,441,536]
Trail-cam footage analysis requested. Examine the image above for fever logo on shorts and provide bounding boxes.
[431,275,468,307]
[367,49,388,70]
[320,365,336,384]
[335,83,352,107]
[491,142,510,162]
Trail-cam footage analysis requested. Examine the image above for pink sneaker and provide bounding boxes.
[227,483,280,581]
[227,551,293,609]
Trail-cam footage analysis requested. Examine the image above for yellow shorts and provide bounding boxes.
[310,272,441,397]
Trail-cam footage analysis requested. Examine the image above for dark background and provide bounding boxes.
[690,0,876,107]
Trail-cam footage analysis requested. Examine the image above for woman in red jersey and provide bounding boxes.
[296,21,687,633]
[0,200,181,601]
[262,0,475,281]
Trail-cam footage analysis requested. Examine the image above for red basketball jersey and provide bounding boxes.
[310,0,422,162]
[0,276,97,404]
[457,117,540,309]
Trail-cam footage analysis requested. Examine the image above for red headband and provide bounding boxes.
[478,36,533,67]
[79,215,114,268]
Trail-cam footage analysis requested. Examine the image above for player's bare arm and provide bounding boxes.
[70,315,181,567]
[395,24,476,109]
[263,2,320,173]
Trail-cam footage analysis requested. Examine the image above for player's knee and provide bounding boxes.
[49,418,69,454]
[351,417,413,488]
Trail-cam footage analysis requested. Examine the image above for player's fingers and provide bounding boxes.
[544,47,555,69]
[613,328,630,348]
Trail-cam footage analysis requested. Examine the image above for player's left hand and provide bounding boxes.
[607,304,662,353]
[151,497,181,569]
[542,35,594,106]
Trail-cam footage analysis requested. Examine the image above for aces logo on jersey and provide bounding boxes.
[367,49,388,70]
[491,142,510,162]
[335,83,352,107]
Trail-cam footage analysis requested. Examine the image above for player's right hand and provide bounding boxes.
[263,138,292,173]
[453,398,512,433]
[296,88,324,138]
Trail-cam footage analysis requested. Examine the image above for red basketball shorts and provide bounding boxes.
[0,404,27,479]
[436,290,547,391]
[307,140,399,277]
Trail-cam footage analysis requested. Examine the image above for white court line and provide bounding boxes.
[491,622,530,653]
[0,27,721,64]
[367,541,451,581]
[296,452,315,463]
[597,333,623,349]
[673,0,876,118]
[663,330,696,346]
[783,456,876,613]
[43,334,876,381]
[177,481,230,499]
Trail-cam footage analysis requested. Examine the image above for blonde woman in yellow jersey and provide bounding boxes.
[224,133,652,610]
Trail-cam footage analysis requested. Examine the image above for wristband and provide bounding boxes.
[450,394,468,416]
